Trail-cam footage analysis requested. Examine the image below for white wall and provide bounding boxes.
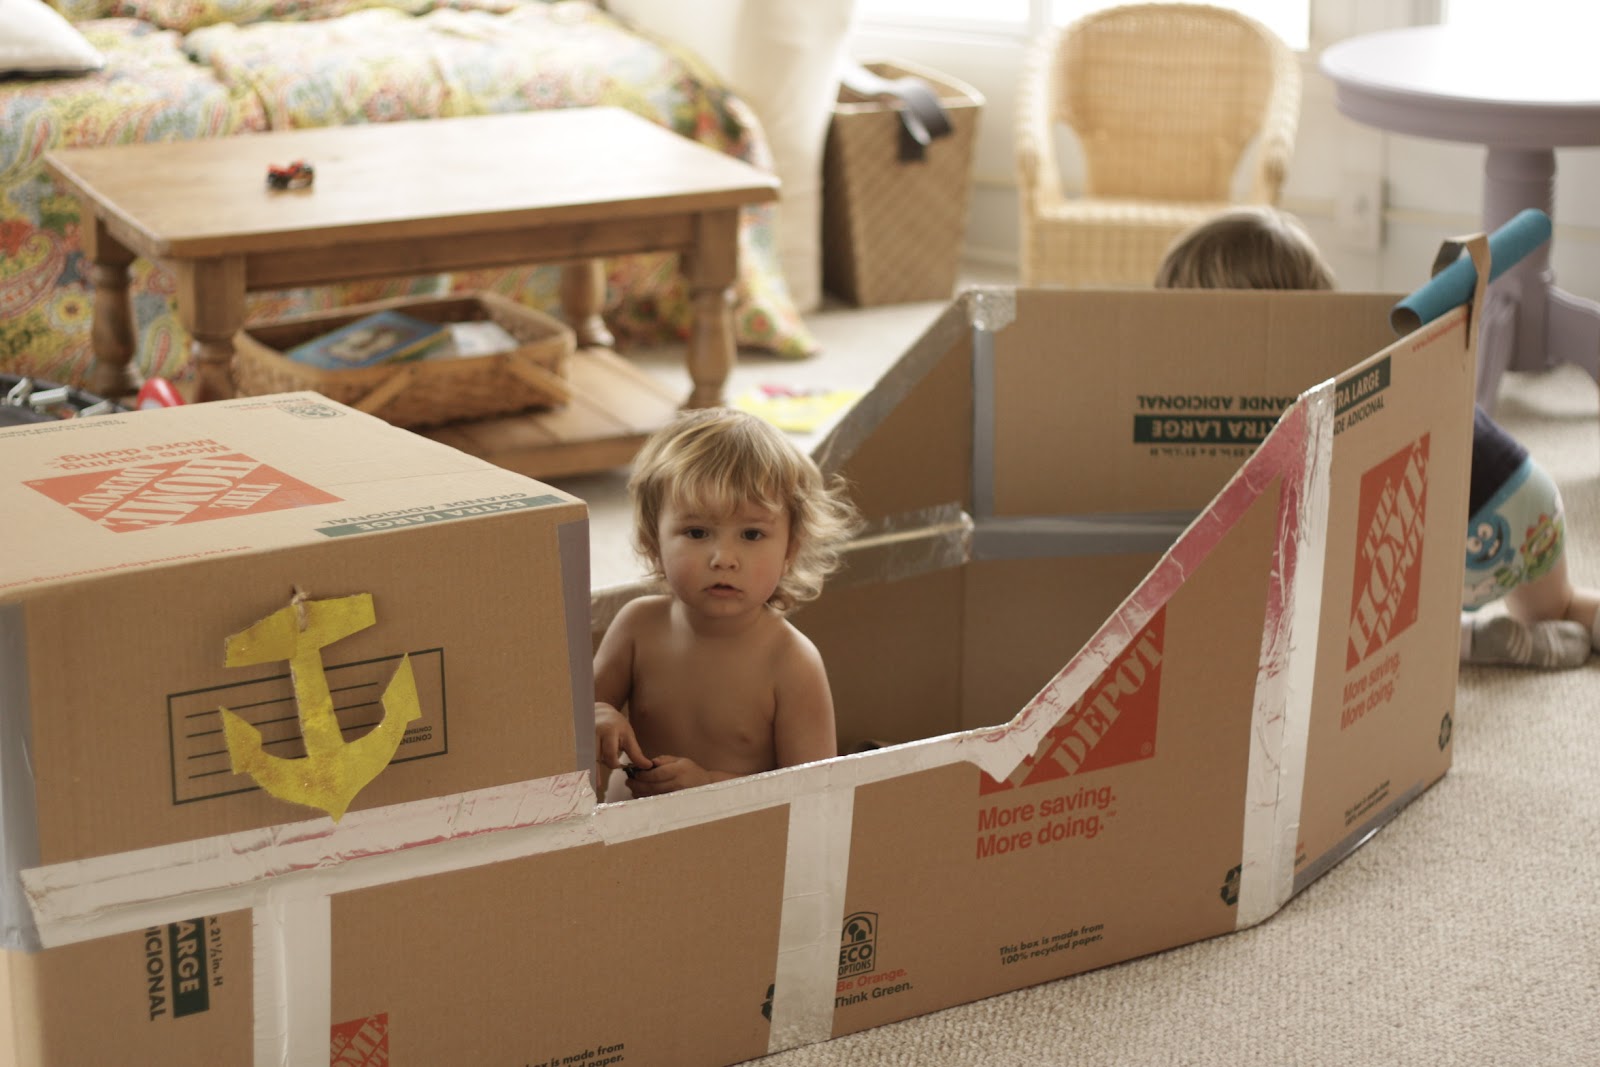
[848,2,1600,298]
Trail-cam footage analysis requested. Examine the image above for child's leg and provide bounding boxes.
[1462,457,1595,663]
[1462,609,1590,668]
[1505,555,1600,644]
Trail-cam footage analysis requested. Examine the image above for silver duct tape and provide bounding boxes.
[972,512,1198,561]
[828,505,973,591]
[767,789,856,1054]
[965,286,1017,333]
[966,289,1018,520]
[0,604,40,952]
[1237,385,1334,929]
[971,322,996,519]
[560,520,596,774]
[1291,778,1426,896]
[812,300,972,476]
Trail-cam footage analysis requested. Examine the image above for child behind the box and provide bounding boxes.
[1156,205,1600,670]
[593,407,862,800]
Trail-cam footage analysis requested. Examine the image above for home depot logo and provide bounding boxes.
[331,1013,389,1066]
[981,610,1165,795]
[1346,435,1429,668]
[27,452,340,532]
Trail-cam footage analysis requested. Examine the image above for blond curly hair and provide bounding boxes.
[628,407,861,613]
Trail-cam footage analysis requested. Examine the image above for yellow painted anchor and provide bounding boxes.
[219,592,420,821]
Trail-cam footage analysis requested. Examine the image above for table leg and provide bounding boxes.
[175,257,246,403]
[81,215,140,399]
[1547,285,1600,385]
[1482,149,1556,380]
[682,210,739,409]
[560,259,616,350]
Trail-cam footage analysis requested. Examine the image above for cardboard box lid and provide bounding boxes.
[2,393,584,601]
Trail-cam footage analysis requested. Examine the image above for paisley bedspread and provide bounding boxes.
[1,0,815,391]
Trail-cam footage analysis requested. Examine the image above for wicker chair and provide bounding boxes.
[1015,3,1301,288]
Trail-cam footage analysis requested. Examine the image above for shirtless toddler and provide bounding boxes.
[594,408,860,798]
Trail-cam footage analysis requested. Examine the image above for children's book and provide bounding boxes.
[285,310,449,370]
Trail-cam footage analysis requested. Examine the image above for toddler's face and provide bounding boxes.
[656,496,791,621]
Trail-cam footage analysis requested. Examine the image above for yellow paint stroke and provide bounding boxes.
[218,592,420,821]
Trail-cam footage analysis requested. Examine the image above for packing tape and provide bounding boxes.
[0,604,42,951]
[1236,386,1333,928]
[967,288,1018,521]
[966,287,1017,333]
[971,319,996,519]
[768,789,856,1054]
[255,888,331,1067]
[973,512,1197,561]
[828,504,972,590]
[22,771,597,948]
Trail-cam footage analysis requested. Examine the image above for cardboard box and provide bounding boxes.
[0,393,590,1062]
[1,254,1481,1065]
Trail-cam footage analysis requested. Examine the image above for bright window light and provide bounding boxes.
[1053,2,1307,50]
[856,1,1309,51]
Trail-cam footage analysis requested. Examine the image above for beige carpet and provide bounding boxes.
[548,295,1600,1067]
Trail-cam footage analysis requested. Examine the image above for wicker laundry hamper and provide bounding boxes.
[233,292,574,429]
[822,58,984,306]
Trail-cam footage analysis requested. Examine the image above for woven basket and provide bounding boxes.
[233,292,574,429]
[822,58,984,306]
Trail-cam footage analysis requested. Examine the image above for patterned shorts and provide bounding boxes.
[1463,457,1566,610]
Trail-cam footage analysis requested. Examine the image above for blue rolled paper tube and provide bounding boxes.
[1389,208,1552,334]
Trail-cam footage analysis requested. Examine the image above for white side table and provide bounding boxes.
[1321,24,1600,409]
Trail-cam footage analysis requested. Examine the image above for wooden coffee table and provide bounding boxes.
[45,108,779,474]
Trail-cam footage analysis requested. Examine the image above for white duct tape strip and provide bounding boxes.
[23,771,597,948]
[767,789,855,1055]
[254,888,331,1067]
[1236,386,1333,928]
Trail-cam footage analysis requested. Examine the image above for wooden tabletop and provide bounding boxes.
[44,108,779,260]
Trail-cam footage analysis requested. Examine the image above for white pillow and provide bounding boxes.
[607,0,859,313]
[0,0,105,75]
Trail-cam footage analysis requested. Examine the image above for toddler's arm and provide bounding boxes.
[593,601,651,772]
[772,631,838,769]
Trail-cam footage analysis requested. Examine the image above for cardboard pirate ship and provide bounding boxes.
[0,236,1493,1065]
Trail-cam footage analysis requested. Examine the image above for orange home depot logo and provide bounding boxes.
[1346,435,1429,668]
[331,1013,388,1066]
[981,609,1165,794]
[26,452,340,532]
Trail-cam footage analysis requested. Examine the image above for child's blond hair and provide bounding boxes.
[1155,206,1336,291]
[628,407,861,613]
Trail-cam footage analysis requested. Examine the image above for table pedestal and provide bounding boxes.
[1467,148,1600,408]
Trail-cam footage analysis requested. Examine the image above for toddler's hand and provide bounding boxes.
[595,703,651,772]
[626,754,713,797]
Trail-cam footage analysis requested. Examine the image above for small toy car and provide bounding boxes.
[266,160,315,190]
